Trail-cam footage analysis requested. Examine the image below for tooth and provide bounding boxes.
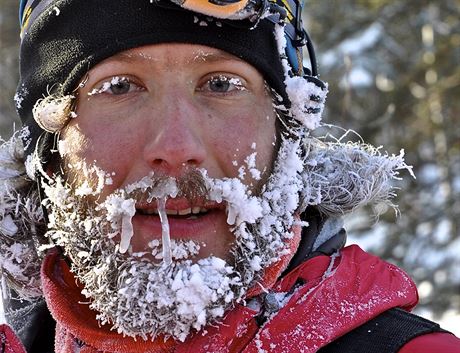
[178,208,191,215]
[192,207,201,214]
[166,209,178,215]
[200,207,208,213]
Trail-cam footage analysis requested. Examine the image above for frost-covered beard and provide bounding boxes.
[40,136,305,341]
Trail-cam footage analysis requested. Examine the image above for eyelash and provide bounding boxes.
[87,74,247,97]
[201,75,247,94]
[88,77,142,96]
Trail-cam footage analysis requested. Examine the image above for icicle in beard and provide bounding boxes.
[39,130,305,342]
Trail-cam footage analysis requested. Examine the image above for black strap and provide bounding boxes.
[282,208,347,277]
[4,292,55,353]
[318,307,449,353]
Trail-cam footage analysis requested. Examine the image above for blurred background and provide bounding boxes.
[1,0,459,334]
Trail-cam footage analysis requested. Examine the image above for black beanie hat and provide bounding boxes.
[16,0,288,158]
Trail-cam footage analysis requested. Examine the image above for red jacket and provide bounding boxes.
[2,245,459,352]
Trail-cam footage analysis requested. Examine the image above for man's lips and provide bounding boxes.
[137,206,210,216]
[132,199,226,239]
[135,199,224,216]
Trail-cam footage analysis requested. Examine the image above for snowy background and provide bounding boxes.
[1,0,459,337]
[305,0,460,336]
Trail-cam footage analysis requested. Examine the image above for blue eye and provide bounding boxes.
[89,77,141,96]
[209,77,232,92]
[109,79,132,95]
[204,75,247,94]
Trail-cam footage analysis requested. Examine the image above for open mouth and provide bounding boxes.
[135,200,224,220]
[137,207,211,220]
[137,207,210,216]
[131,199,229,256]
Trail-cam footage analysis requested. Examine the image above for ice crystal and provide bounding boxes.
[14,85,29,110]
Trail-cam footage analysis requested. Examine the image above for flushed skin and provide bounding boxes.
[62,43,277,260]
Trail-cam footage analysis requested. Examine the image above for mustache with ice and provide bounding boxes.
[104,175,179,265]
[98,170,262,266]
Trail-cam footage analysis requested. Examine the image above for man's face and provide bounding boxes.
[60,43,277,261]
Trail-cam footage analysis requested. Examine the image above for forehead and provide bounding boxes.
[94,43,249,70]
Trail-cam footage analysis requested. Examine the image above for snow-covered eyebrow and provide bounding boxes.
[102,52,160,64]
[189,50,245,64]
[102,48,245,66]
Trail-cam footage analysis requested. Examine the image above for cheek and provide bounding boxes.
[208,108,276,179]
[69,96,145,165]
[61,119,141,187]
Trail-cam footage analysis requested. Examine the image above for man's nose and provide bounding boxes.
[143,95,206,173]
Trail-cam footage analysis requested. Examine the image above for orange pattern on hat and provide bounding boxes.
[181,0,249,18]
